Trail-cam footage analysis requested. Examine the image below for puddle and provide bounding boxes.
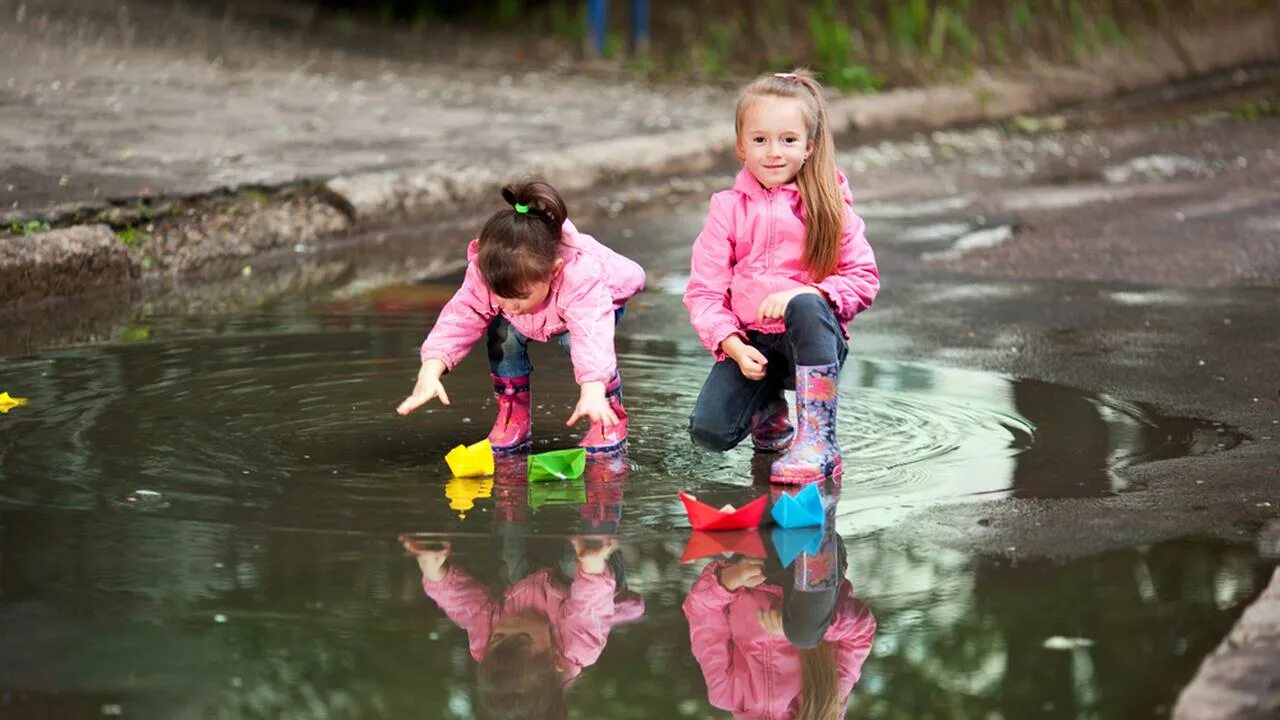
[0,193,1261,717]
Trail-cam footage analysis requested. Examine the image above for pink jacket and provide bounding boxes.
[419,219,646,383]
[421,564,644,682]
[682,561,877,720]
[684,169,880,360]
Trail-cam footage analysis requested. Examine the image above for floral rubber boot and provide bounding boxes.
[770,364,842,484]
[750,389,795,453]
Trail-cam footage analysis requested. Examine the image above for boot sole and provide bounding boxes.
[491,439,532,454]
[752,437,795,453]
[582,438,628,456]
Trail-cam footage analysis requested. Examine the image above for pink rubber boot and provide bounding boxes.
[751,390,795,453]
[579,372,628,455]
[770,364,843,484]
[488,374,532,453]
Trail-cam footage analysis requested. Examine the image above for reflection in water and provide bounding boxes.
[401,455,642,719]
[684,490,877,719]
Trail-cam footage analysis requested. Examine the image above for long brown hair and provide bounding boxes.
[796,642,843,720]
[477,178,568,299]
[735,69,844,280]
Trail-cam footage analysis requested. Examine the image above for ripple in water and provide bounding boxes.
[0,322,1244,538]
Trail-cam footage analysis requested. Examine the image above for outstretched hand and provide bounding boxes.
[571,536,619,575]
[397,359,449,416]
[402,537,451,582]
[566,380,619,427]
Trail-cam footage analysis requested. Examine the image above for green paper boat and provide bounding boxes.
[527,448,587,482]
[528,478,588,509]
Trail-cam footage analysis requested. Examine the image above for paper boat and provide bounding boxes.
[445,439,494,478]
[770,483,825,529]
[527,448,586,482]
[680,530,767,563]
[771,527,825,568]
[528,478,587,509]
[679,492,769,531]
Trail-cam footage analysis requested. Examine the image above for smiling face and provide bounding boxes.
[736,95,813,189]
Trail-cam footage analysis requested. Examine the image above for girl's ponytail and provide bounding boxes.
[479,178,569,298]
[792,74,843,281]
[797,642,842,720]
[501,179,567,234]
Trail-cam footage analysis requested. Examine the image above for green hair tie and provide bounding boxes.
[513,202,529,214]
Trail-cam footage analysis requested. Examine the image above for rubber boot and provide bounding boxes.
[488,374,532,453]
[750,389,795,453]
[579,372,628,455]
[770,364,842,484]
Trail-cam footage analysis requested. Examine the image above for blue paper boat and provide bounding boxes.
[771,526,825,568]
[770,483,825,529]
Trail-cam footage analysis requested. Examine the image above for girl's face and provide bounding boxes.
[737,96,812,189]
[495,259,563,316]
[489,611,561,670]
[496,280,552,316]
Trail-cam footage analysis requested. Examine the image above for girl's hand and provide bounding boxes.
[757,608,784,635]
[721,335,768,381]
[402,538,451,582]
[718,556,766,591]
[757,286,822,321]
[566,380,619,427]
[397,359,449,416]
[572,536,619,575]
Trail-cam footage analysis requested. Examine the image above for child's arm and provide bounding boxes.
[556,537,620,672]
[398,262,499,415]
[558,260,622,427]
[684,195,746,362]
[681,561,743,709]
[406,541,498,655]
[810,208,880,322]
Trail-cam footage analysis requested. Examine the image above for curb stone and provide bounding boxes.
[1173,567,1280,720]
[0,224,135,306]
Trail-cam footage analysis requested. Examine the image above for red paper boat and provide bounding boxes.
[680,529,768,563]
[679,492,769,531]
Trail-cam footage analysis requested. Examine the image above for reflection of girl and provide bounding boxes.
[682,534,876,719]
[406,538,642,719]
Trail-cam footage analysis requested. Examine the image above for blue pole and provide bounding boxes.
[633,0,650,56]
[588,0,607,57]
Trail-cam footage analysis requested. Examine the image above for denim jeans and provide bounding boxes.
[688,293,847,452]
[487,306,626,378]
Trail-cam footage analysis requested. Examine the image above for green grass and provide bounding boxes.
[7,219,51,235]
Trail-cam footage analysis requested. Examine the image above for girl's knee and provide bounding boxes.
[688,416,740,452]
[784,292,833,321]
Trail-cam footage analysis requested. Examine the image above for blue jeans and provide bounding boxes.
[487,306,626,378]
[688,294,847,452]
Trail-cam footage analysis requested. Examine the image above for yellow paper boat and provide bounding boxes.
[445,439,494,478]
[0,392,30,414]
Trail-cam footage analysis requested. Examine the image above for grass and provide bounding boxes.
[7,219,51,235]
